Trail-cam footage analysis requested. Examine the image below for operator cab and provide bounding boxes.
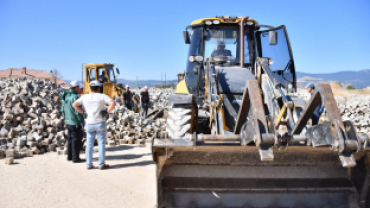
[83,63,121,98]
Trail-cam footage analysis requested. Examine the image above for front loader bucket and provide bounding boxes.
[152,139,370,208]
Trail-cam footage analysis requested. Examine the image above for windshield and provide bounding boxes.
[187,26,253,64]
[105,66,115,82]
[204,27,251,64]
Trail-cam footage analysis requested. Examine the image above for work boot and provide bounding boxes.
[73,158,85,163]
[99,164,109,170]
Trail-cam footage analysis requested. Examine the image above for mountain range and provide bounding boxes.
[296,69,370,89]
[64,69,370,89]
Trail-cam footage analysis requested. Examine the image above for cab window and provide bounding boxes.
[105,66,115,82]
[89,68,96,81]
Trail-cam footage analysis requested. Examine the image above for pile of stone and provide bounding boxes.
[0,80,176,164]
[105,106,167,146]
[104,88,176,146]
[335,95,370,134]
[0,78,67,164]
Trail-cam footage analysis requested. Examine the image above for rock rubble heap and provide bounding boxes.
[335,95,370,134]
[0,78,175,165]
[104,88,175,145]
[0,78,66,163]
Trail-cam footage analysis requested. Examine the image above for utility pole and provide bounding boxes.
[82,64,84,86]
[161,72,163,88]
[136,76,138,88]
[165,72,166,88]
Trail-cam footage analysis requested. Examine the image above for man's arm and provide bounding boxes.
[107,100,116,113]
[72,101,84,114]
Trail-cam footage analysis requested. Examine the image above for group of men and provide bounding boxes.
[121,85,150,119]
[62,80,115,170]
[61,78,151,170]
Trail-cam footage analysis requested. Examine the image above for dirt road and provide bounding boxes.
[0,144,156,208]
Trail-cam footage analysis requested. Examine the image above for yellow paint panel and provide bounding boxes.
[191,17,257,25]
[176,80,189,94]
[191,18,225,25]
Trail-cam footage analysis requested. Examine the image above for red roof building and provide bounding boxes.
[0,67,68,87]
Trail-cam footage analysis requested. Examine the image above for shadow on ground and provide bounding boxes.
[109,160,154,169]
[105,145,134,152]
[97,153,152,161]
[105,145,147,152]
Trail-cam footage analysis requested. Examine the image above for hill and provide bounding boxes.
[296,69,370,89]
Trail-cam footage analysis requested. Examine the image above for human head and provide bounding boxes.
[90,80,102,92]
[143,86,148,92]
[306,83,315,94]
[102,71,105,75]
[216,42,225,50]
[125,85,130,91]
[69,80,80,92]
[78,84,84,94]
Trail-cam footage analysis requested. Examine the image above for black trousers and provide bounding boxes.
[140,102,149,119]
[66,124,83,161]
[124,100,133,110]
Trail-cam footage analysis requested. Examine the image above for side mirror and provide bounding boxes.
[183,31,191,44]
[269,31,277,45]
[116,68,120,75]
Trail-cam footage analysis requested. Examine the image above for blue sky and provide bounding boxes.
[0,0,369,81]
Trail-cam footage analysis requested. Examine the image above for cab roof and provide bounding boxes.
[84,63,114,68]
[191,16,258,25]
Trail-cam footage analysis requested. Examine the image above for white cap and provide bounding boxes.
[90,80,102,87]
[125,85,129,88]
[143,86,147,89]
[306,83,314,89]
[70,80,79,88]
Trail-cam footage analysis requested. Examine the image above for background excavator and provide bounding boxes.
[83,63,139,112]
[152,16,370,207]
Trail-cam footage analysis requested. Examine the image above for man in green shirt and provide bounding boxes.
[61,81,84,163]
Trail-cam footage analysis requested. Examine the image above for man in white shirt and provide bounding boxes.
[72,80,116,170]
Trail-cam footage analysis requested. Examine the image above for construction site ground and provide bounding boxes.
[0,144,156,208]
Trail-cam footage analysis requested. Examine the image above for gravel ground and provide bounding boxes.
[0,144,156,208]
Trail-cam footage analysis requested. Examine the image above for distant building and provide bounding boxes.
[0,67,68,87]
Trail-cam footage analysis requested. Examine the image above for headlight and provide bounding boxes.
[246,21,253,25]
[205,20,212,25]
[212,20,220,24]
[189,55,204,63]
[268,58,274,65]
[195,55,204,62]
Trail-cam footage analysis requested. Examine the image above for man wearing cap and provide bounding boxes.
[140,86,150,119]
[98,71,108,93]
[121,85,133,110]
[61,81,84,163]
[72,80,116,170]
[306,83,325,125]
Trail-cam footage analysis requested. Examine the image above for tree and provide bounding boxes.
[50,68,63,80]
[346,85,355,90]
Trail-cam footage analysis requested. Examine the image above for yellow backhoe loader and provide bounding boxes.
[152,16,370,208]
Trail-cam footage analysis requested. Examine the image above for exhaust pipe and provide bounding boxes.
[240,16,249,68]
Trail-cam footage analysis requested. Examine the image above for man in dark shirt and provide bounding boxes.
[306,83,324,125]
[98,71,108,93]
[140,86,150,119]
[99,71,108,83]
[121,85,133,110]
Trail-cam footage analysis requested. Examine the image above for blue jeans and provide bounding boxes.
[85,122,107,168]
